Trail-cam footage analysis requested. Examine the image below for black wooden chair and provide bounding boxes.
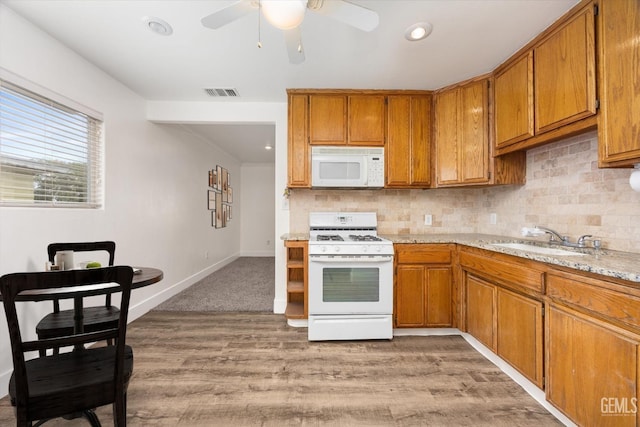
[0,266,135,427]
[36,241,118,356]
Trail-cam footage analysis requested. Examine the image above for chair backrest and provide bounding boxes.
[47,241,117,310]
[47,241,116,266]
[0,266,134,408]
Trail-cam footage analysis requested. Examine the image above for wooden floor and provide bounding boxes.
[0,312,562,426]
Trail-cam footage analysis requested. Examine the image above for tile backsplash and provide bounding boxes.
[289,131,640,253]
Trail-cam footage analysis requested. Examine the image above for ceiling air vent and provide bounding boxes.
[204,88,239,97]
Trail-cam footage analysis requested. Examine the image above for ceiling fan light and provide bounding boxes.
[405,22,433,41]
[261,0,307,30]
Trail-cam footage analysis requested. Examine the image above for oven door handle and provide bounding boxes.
[309,255,393,263]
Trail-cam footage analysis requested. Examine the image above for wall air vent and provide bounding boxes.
[204,88,239,97]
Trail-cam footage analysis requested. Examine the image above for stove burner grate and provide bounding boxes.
[349,234,383,242]
[317,235,344,241]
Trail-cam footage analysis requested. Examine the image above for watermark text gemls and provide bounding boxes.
[601,397,638,416]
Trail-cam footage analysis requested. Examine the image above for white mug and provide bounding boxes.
[55,250,75,270]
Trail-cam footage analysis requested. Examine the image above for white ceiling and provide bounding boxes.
[177,122,276,163]
[2,0,579,163]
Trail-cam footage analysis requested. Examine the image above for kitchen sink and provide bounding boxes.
[491,242,587,256]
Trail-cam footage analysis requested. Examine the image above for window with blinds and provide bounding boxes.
[0,79,103,208]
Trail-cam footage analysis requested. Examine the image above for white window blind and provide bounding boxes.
[0,79,103,207]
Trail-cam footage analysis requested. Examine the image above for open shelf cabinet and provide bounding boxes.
[284,240,308,319]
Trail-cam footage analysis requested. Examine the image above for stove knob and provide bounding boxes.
[335,246,340,252]
[362,246,368,253]
[376,246,382,252]
[321,246,327,253]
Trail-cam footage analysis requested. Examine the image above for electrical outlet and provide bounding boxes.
[424,214,433,226]
[489,213,497,225]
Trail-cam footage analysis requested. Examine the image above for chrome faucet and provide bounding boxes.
[534,226,568,244]
[576,234,593,248]
[534,226,595,248]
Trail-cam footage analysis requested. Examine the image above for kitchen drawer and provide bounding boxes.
[395,244,453,264]
[459,250,544,294]
[547,272,640,333]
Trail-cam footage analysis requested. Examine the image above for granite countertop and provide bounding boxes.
[384,233,640,284]
[281,232,640,283]
[281,233,309,241]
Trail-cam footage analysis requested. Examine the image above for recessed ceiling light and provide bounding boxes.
[142,16,173,36]
[405,22,433,41]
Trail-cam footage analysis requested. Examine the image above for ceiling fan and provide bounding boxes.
[201,0,379,64]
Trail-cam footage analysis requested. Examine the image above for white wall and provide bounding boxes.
[241,163,276,256]
[145,101,290,315]
[0,5,245,396]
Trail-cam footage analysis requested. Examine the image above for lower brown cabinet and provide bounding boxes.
[547,303,639,426]
[465,274,496,350]
[460,248,544,388]
[546,271,640,426]
[394,244,453,328]
[496,287,543,388]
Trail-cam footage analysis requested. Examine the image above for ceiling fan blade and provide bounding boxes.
[284,27,305,64]
[201,0,256,29]
[309,0,379,32]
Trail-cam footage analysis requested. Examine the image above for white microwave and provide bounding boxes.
[311,146,384,188]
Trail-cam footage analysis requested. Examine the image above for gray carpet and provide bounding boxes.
[154,257,275,312]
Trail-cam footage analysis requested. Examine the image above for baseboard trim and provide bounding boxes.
[273,297,287,314]
[287,318,308,328]
[0,370,9,400]
[393,328,459,336]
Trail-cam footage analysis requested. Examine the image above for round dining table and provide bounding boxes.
[0,266,163,339]
[4,266,164,302]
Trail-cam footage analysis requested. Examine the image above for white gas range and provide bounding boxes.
[307,212,394,341]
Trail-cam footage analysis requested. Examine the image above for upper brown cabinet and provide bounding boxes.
[287,89,431,188]
[435,79,491,186]
[434,88,461,185]
[348,95,386,146]
[494,52,534,148]
[308,93,385,146]
[534,3,596,134]
[287,93,310,188]
[385,95,431,187]
[309,94,347,145]
[493,0,597,154]
[597,0,640,166]
[434,78,526,187]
